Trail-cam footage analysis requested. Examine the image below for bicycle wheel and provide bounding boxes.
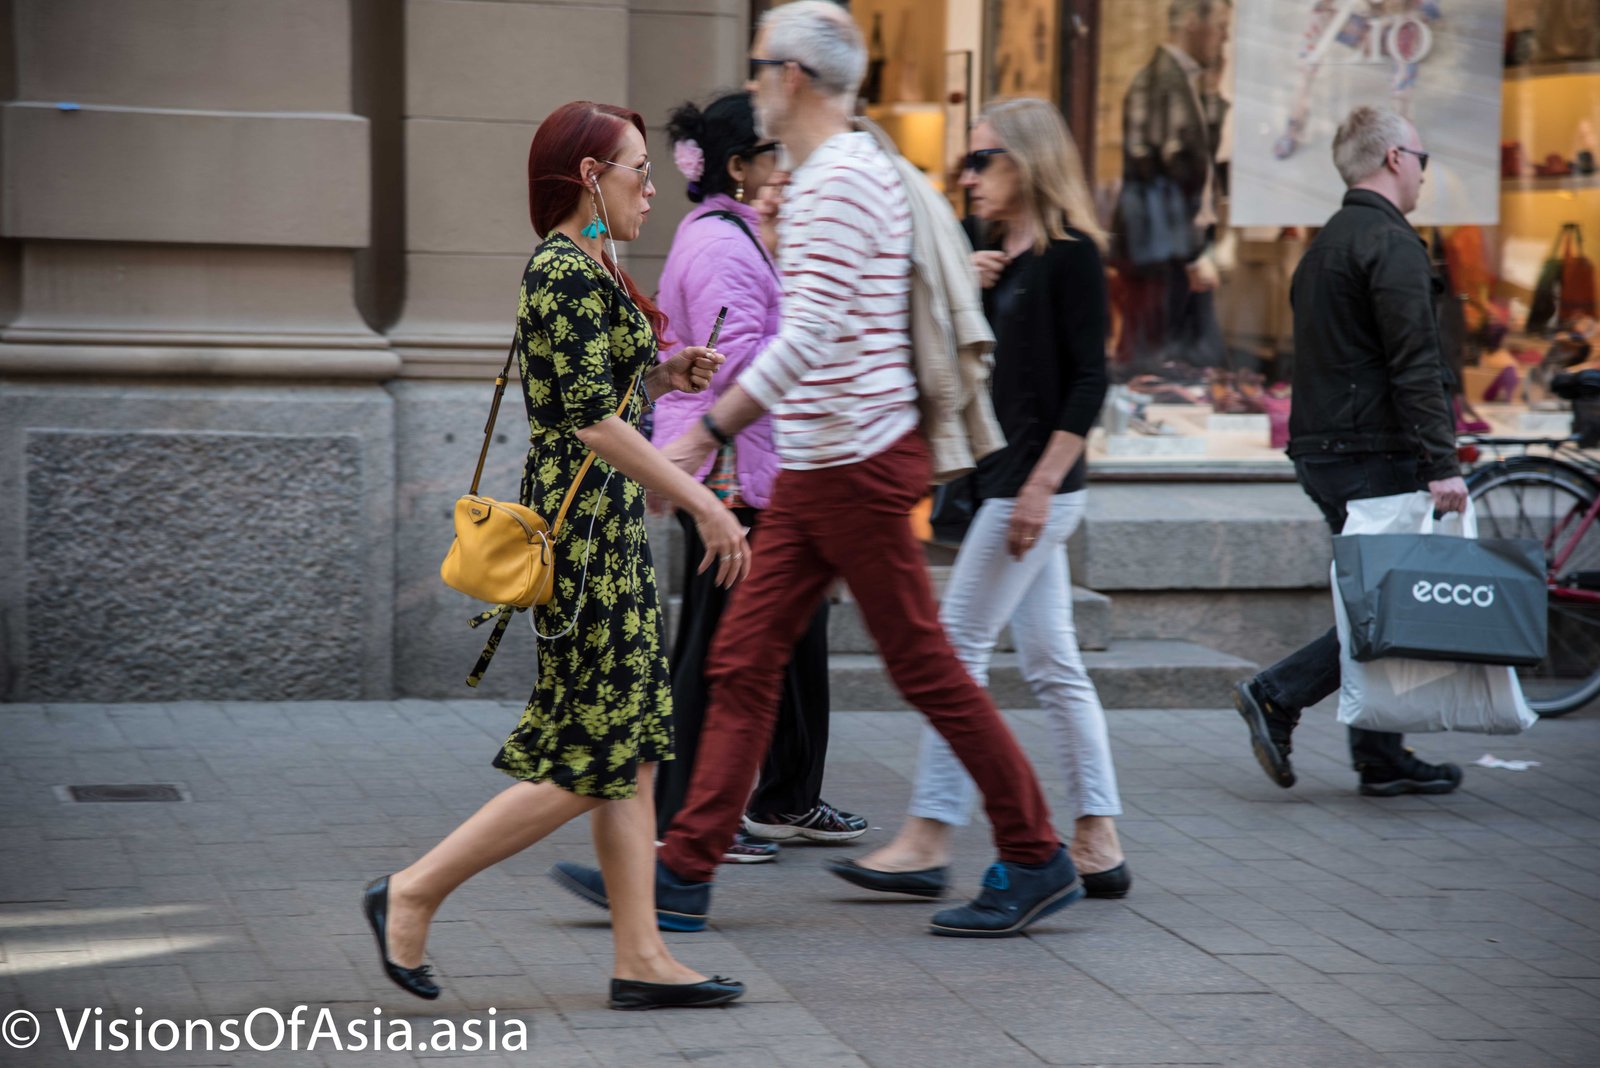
[1468,456,1600,716]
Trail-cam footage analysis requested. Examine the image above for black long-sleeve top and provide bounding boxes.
[969,223,1111,500]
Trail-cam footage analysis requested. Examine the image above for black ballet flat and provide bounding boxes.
[362,876,440,1000]
[608,975,744,1011]
[825,856,949,898]
[1081,862,1132,899]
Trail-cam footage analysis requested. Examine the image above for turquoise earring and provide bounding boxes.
[580,190,607,239]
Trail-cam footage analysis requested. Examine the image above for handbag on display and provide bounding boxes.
[1527,223,1596,332]
[439,342,636,609]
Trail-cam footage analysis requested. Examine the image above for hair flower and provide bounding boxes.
[674,139,706,183]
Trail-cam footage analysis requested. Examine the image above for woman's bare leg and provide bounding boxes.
[855,815,954,872]
[590,762,708,984]
[1070,815,1124,874]
[384,781,602,967]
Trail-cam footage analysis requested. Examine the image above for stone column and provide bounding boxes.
[388,0,743,698]
[0,0,394,701]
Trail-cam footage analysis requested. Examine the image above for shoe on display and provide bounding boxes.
[1233,678,1299,789]
[722,831,780,864]
[928,846,1083,938]
[1358,754,1464,797]
[743,800,868,842]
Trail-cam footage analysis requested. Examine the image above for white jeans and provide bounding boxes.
[908,491,1122,824]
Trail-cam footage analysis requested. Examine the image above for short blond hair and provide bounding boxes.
[1332,106,1411,187]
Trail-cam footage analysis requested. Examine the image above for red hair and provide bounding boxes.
[528,101,668,341]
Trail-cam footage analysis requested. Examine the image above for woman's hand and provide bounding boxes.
[657,345,724,396]
[693,500,752,588]
[1006,483,1051,560]
[972,250,1008,289]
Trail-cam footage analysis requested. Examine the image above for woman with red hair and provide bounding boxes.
[362,101,750,1012]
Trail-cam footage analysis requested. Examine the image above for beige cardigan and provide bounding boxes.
[857,118,1004,483]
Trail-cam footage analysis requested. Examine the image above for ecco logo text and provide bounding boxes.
[1411,580,1495,608]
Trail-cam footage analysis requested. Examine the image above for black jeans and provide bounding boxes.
[1255,452,1425,770]
[654,507,832,836]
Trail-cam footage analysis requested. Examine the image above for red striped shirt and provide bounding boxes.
[739,132,918,470]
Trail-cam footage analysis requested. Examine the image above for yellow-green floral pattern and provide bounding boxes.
[492,233,673,799]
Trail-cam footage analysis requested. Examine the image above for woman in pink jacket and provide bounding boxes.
[652,93,866,859]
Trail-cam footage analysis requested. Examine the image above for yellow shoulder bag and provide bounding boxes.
[440,342,636,608]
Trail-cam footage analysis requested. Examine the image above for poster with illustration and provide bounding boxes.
[1231,0,1505,225]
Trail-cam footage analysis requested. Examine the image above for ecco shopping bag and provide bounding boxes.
[1333,493,1538,735]
[1333,524,1545,667]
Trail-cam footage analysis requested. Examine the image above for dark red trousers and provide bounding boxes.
[659,431,1060,882]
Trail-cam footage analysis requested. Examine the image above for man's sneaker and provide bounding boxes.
[743,800,868,842]
[928,846,1083,938]
[1359,753,1464,797]
[1234,678,1299,789]
[548,858,711,932]
[722,832,779,864]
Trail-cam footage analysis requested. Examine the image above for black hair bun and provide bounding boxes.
[666,101,707,150]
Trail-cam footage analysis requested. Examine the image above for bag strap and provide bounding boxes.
[468,340,638,538]
[549,374,636,537]
[695,209,779,281]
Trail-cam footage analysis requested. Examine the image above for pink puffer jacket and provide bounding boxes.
[652,194,783,509]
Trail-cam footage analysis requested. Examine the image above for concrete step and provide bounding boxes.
[665,581,1112,655]
[1081,483,1330,592]
[826,639,1258,711]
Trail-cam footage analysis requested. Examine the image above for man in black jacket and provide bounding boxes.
[1233,105,1467,797]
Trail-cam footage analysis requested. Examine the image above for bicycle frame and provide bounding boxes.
[1460,434,1600,605]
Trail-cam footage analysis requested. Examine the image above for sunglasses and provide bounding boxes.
[960,148,1009,174]
[749,57,820,80]
[1395,146,1429,172]
[603,158,653,188]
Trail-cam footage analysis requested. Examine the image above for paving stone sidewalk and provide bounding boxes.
[1,698,1598,1067]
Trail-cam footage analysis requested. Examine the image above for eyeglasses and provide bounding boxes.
[1394,146,1429,172]
[960,148,1009,174]
[603,159,653,188]
[749,57,820,80]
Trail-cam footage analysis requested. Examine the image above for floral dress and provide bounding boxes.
[491,233,673,799]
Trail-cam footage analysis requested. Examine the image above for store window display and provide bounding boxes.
[1449,0,1599,429]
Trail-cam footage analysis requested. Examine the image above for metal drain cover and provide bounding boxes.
[56,783,191,803]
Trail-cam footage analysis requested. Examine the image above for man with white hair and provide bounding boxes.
[1234,105,1467,797]
[552,0,1081,938]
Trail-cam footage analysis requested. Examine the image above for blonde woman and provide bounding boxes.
[830,98,1128,900]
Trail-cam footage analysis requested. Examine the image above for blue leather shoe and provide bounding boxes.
[548,858,711,932]
[928,846,1083,938]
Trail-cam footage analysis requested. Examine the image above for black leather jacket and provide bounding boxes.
[1287,190,1460,482]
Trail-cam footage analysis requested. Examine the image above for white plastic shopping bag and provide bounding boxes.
[1333,493,1538,734]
